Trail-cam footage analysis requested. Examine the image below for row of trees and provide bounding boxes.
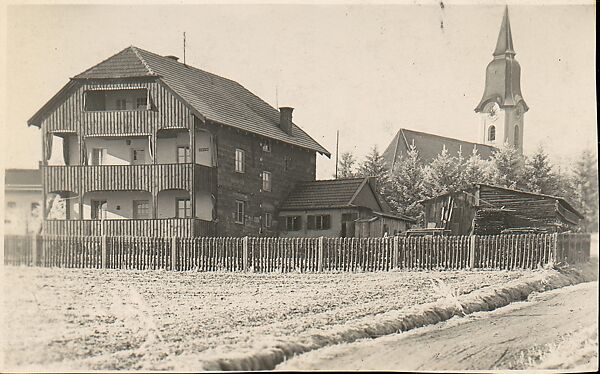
[336,144,599,232]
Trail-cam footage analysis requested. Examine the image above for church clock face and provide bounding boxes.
[485,102,500,121]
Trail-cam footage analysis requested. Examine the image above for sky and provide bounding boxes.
[1,1,597,180]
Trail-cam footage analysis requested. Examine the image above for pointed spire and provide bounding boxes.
[493,6,515,57]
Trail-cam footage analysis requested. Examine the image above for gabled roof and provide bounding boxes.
[383,128,496,170]
[280,177,384,211]
[4,169,42,190]
[30,46,330,157]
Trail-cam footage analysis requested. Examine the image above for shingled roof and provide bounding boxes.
[30,46,330,157]
[383,128,496,170]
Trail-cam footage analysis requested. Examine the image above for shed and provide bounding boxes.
[419,184,584,235]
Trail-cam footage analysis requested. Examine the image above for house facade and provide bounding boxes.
[3,169,43,235]
[420,184,583,235]
[29,46,329,237]
[278,177,415,238]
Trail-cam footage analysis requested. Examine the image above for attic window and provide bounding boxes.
[85,88,150,111]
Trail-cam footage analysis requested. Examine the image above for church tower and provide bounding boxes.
[475,6,528,154]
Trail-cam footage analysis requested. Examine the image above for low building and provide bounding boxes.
[4,168,43,235]
[278,177,415,238]
[419,183,583,235]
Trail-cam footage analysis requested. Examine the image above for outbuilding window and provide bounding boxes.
[286,216,302,231]
[307,215,331,230]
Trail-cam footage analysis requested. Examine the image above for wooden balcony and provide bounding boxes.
[44,163,216,194]
[43,218,216,237]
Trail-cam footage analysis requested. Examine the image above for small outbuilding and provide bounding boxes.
[278,177,415,238]
[419,183,583,235]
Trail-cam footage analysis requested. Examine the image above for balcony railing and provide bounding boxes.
[43,218,216,237]
[44,163,215,194]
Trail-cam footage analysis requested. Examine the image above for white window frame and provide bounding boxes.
[133,200,150,219]
[116,99,127,110]
[177,146,191,164]
[264,212,272,228]
[286,216,301,231]
[176,198,191,218]
[235,200,245,224]
[262,171,272,192]
[91,148,106,166]
[131,149,146,165]
[235,149,245,173]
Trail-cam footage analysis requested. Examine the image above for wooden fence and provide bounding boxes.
[2,233,592,272]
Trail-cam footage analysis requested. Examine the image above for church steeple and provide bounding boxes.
[494,6,515,57]
[475,6,528,154]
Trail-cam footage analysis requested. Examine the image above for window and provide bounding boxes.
[286,216,302,231]
[91,148,106,165]
[488,125,496,142]
[514,125,520,148]
[262,140,272,152]
[116,99,127,110]
[307,215,331,230]
[133,200,150,219]
[235,200,245,224]
[284,157,289,171]
[131,149,145,165]
[176,198,191,218]
[262,171,272,192]
[264,212,272,228]
[91,200,107,219]
[235,149,245,173]
[6,201,16,208]
[136,97,147,109]
[177,146,191,163]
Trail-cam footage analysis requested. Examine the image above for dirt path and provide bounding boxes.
[278,281,599,371]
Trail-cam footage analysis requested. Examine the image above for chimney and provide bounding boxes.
[279,107,294,136]
[165,55,179,61]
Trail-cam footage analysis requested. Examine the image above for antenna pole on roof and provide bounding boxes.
[183,31,186,65]
[335,130,339,179]
[275,85,279,108]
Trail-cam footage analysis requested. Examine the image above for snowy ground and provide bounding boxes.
[0,266,535,370]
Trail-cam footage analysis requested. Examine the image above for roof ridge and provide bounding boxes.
[130,46,156,76]
[400,127,495,149]
[297,177,366,184]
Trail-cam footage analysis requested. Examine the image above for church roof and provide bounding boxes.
[29,46,330,157]
[475,6,528,113]
[382,128,496,171]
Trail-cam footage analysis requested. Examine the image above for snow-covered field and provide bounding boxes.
[1,266,531,371]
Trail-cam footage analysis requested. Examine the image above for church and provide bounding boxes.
[383,6,528,170]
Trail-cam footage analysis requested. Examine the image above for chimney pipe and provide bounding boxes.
[279,107,294,136]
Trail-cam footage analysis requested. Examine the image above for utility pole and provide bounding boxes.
[335,130,339,179]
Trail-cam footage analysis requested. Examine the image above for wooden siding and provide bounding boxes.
[41,79,195,136]
[44,163,215,194]
[43,218,216,237]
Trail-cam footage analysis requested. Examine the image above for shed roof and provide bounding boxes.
[280,178,370,211]
[29,46,330,157]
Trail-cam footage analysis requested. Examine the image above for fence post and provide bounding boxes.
[552,233,558,263]
[469,235,477,269]
[31,235,38,267]
[101,235,107,269]
[171,236,178,271]
[393,236,399,269]
[243,236,249,272]
[318,236,324,273]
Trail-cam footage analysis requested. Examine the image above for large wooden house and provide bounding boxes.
[420,184,584,235]
[29,46,329,237]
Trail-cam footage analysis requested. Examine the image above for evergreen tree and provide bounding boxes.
[460,147,494,189]
[421,146,463,198]
[357,145,391,195]
[489,143,524,189]
[570,149,599,232]
[336,151,357,179]
[519,145,558,194]
[387,143,425,219]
